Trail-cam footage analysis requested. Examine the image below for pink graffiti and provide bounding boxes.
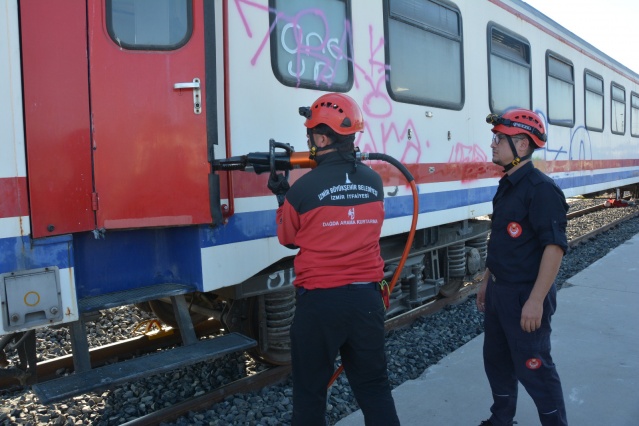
[448,143,488,163]
[234,1,430,162]
[448,142,491,183]
[357,26,392,119]
[234,0,269,38]
[235,0,351,87]
[352,25,429,162]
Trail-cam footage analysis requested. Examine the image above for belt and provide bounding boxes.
[296,282,378,295]
[345,282,378,290]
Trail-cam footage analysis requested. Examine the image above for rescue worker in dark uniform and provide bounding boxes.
[477,109,569,426]
[267,93,400,426]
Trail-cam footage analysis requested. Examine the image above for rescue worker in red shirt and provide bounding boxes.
[267,93,400,426]
[477,109,568,426]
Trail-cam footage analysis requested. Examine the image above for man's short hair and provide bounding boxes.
[312,123,356,152]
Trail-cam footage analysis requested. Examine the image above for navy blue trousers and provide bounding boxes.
[483,278,567,426]
[290,285,399,426]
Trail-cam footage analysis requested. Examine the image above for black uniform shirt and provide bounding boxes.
[486,161,568,285]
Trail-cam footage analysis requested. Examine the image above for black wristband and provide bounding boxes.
[276,194,286,207]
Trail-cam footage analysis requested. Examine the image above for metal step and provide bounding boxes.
[78,283,195,312]
[32,332,256,405]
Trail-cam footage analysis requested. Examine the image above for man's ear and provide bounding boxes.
[526,139,536,155]
[520,137,531,154]
[318,134,331,147]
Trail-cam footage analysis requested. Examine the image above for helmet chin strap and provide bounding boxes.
[501,134,531,173]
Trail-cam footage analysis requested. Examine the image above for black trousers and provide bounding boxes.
[483,278,567,426]
[290,285,399,426]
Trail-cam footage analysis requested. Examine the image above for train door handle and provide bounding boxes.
[173,78,201,114]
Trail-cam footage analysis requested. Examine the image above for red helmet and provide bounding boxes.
[487,108,547,148]
[300,93,364,135]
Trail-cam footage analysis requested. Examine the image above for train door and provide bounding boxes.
[22,0,214,238]
[88,0,211,229]
[21,1,95,238]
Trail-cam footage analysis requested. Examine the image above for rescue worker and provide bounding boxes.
[267,93,400,426]
[477,108,569,426]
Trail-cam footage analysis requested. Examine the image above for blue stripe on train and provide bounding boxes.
[198,185,497,248]
[72,226,204,298]
[0,229,204,299]
[0,234,72,274]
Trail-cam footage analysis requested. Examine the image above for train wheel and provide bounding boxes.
[246,288,295,366]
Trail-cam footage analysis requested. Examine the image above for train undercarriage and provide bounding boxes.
[137,218,490,366]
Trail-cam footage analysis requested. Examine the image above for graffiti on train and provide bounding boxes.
[235,0,430,165]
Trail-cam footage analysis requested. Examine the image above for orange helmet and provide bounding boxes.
[299,93,364,135]
[486,108,547,148]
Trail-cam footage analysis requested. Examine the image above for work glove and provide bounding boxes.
[268,173,290,207]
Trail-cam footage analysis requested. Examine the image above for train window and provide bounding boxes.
[488,24,531,113]
[106,0,192,50]
[385,0,464,109]
[611,83,626,135]
[546,52,574,127]
[631,92,639,137]
[584,70,604,132]
[269,0,353,91]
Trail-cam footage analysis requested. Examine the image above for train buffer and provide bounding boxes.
[32,332,256,405]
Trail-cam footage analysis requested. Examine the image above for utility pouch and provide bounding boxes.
[379,280,390,310]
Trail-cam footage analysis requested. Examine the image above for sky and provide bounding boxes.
[523,0,639,73]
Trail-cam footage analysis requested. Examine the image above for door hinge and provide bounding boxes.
[92,192,99,211]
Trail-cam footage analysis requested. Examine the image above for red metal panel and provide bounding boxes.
[89,0,211,229]
[20,0,95,238]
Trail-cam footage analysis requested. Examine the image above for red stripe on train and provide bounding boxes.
[226,159,639,198]
[1,159,636,217]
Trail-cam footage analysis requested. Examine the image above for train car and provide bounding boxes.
[1,0,638,403]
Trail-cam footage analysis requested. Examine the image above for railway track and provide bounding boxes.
[2,201,638,425]
[121,203,639,425]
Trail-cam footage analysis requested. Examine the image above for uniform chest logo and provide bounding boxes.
[525,358,542,370]
[507,222,522,238]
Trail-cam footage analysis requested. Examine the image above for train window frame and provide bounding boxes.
[105,0,192,51]
[584,70,604,133]
[545,51,574,128]
[383,0,465,110]
[487,23,532,114]
[611,82,626,135]
[268,0,354,92]
[631,92,639,138]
